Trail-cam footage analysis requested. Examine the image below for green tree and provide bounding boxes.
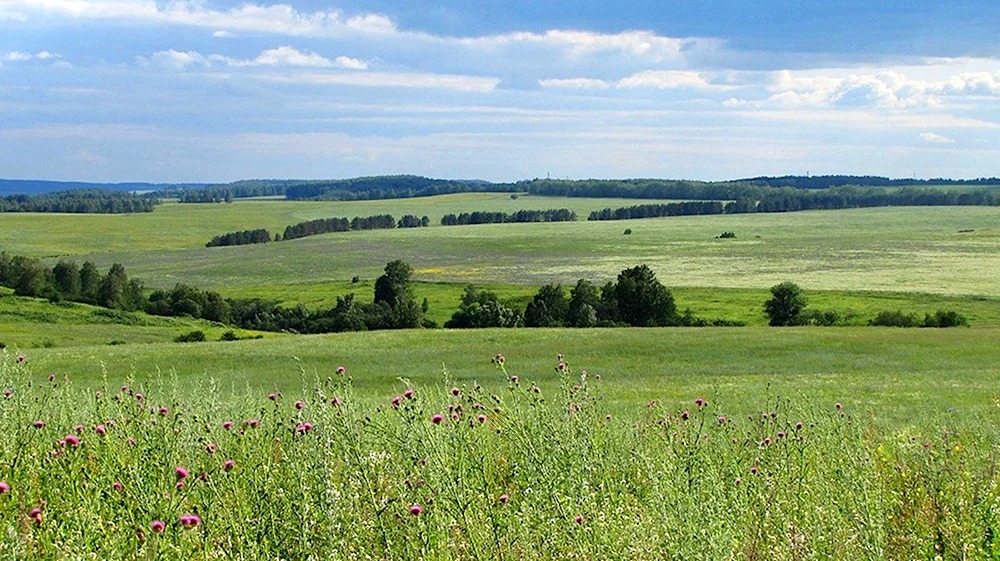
[524,284,568,327]
[79,261,101,304]
[52,261,81,300]
[373,260,422,329]
[567,279,600,327]
[764,282,807,326]
[98,263,129,309]
[612,265,677,326]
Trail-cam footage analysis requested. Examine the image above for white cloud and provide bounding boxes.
[34,50,58,59]
[616,70,734,90]
[260,71,499,92]
[254,46,332,68]
[4,51,32,62]
[919,132,955,144]
[538,77,611,90]
[334,56,367,70]
[143,49,207,70]
[212,30,236,38]
[721,97,748,107]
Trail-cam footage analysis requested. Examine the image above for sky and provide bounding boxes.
[1,0,999,182]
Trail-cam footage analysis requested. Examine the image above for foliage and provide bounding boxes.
[610,265,678,326]
[206,229,272,248]
[282,214,396,241]
[718,231,736,239]
[523,284,569,327]
[440,208,576,225]
[173,330,206,342]
[0,189,158,213]
[373,260,423,329]
[444,285,523,328]
[764,282,808,326]
[871,309,969,328]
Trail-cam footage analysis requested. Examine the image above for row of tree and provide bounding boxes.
[205,229,273,248]
[0,189,159,213]
[440,209,577,225]
[764,282,968,327]
[588,186,1000,221]
[0,254,145,310]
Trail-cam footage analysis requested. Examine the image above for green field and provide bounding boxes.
[13,326,998,424]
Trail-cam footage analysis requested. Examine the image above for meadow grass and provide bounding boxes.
[2,344,1000,559]
[0,193,682,256]
[53,205,1000,299]
[17,326,1000,424]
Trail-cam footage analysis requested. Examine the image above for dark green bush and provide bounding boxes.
[174,330,206,343]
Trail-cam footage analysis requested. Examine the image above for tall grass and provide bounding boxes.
[1,351,997,559]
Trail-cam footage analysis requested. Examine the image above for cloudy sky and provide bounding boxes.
[1,0,999,182]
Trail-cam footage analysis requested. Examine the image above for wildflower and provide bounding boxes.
[409,504,423,516]
[0,482,8,494]
[222,421,233,430]
[95,391,101,397]
[49,374,55,382]
[150,520,165,533]
[65,434,80,447]
[121,386,129,393]
[451,413,460,421]
[492,354,505,364]
[249,419,260,428]
[74,425,84,433]
[127,437,136,445]
[29,508,42,523]
[391,396,403,408]
[224,460,235,471]
[477,414,487,424]
[268,393,276,401]
[450,387,460,397]
[795,422,803,430]
[717,416,727,424]
[835,402,843,410]
[295,423,313,433]
[179,515,201,528]
[3,391,10,398]
[17,355,25,363]
[176,481,185,489]
[574,515,585,525]
[761,438,771,447]
[777,431,786,439]
[557,362,567,371]
[108,480,124,491]
[595,374,601,380]
[695,397,707,408]
[404,389,415,399]
[680,411,690,421]
[294,400,304,410]
[158,407,169,416]
[750,466,760,475]
[510,375,518,383]
[330,397,341,407]
[175,466,189,480]
[33,421,45,429]
[136,393,144,401]
[206,443,217,454]
[336,366,346,374]
[431,414,444,425]
[498,494,509,504]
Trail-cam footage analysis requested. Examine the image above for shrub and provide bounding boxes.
[764,282,807,326]
[174,330,206,343]
[923,310,969,328]
[870,310,921,327]
[219,330,240,341]
[718,231,736,239]
[623,228,632,235]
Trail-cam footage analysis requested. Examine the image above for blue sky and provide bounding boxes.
[1,0,999,182]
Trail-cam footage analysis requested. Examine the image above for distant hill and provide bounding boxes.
[0,179,205,196]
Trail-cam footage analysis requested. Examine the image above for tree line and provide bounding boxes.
[0,189,159,214]
[588,185,1000,221]
[440,209,577,225]
[206,214,431,247]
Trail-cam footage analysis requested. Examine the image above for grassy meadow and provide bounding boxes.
[3,194,1000,558]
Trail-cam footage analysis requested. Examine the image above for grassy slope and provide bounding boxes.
[0,193,681,256]
[41,205,997,299]
[19,327,1000,424]
[0,289,269,348]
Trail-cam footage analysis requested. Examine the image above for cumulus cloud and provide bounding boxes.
[262,71,499,92]
[254,46,333,67]
[3,51,32,62]
[2,50,61,63]
[538,78,611,90]
[137,46,368,71]
[212,30,236,38]
[919,132,955,144]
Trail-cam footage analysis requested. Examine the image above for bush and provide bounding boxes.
[623,228,632,235]
[219,330,240,341]
[174,330,206,343]
[870,310,921,327]
[718,231,736,239]
[923,310,969,328]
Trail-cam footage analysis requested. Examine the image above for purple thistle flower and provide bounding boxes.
[431,414,444,424]
[498,494,509,504]
[150,520,165,533]
[330,397,341,407]
[179,515,201,527]
[16,355,25,363]
[65,434,80,447]
[450,387,460,397]
[3,390,10,398]
[409,504,423,516]
[206,443,217,454]
[750,466,760,475]
[477,414,487,424]
[761,438,772,446]
[777,431,786,439]
[680,411,690,421]
[835,402,843,410]
[336,366,346,374]
[249,419,260,428]
[74,425,84,433]
[176,481,185,489]
[294,400,304,410]
[113,481,123,491]
[391,396,403,408]
[574,515,584,525]
[717,416,727,424]
[404,389,415,399]
[0,481,9,493]
[224,460,235,471]
[49,374,55,382]
[510,375,518,383]
[175,466,189,480]
[268,393,276,401]
[127,437,136,445]
[222,421,233,429]
[694,397,707,408]
[159,407,169,415]
[33,421,45,429]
